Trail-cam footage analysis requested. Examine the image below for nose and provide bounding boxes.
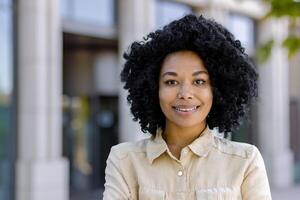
[177,84,193,99]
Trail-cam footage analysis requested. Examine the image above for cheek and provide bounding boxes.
[206,89,213,101]
[159,87,175,102]
[158,87,166,108]
[159,88,177,115]
[198,88,213,106]
[158,93,168,117]
[159,90,169,108]
[207,92,213,109]
[206,92,213,106]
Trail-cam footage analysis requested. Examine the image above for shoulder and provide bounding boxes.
[212,135,258,159]
[109,137,151,160]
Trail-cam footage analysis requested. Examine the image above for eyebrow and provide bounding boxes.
[161,70,208,77]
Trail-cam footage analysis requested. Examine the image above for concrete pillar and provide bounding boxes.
[16,0,69,199]
[118,0,155,142]
[257,18,293,188]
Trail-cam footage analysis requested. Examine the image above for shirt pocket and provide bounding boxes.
[138,186,166,200]
[196,188,240,200]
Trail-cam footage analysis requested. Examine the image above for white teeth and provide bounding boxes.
[174,106,198,112]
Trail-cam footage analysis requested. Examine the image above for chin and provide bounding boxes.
[173,120,206,129]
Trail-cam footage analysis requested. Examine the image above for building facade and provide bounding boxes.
[0,0,299,199]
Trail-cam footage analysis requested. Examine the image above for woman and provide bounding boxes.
[103,14,271,200]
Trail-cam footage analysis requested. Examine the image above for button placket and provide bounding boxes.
[177,170,183,176]
[180,147,191,164]
[176,162,184,177]
[181,148,189,160]
[175,162,187,191]
[182,149,188,155]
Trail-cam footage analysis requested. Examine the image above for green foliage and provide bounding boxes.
[256,39,274,63]
[258,0,300,62]
[282,36,300,58]
[265,0,300,18]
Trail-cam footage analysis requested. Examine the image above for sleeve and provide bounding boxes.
[102,147,131,200]
[241,145,272,200]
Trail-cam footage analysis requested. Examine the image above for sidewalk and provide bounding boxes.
[272,186,300,200]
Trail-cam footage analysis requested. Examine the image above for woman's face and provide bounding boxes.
[159,50,213,130]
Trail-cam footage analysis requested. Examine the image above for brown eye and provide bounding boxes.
[194,79,205,85]
[165,80,178,85]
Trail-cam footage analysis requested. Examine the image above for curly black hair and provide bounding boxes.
[121,14,258,136]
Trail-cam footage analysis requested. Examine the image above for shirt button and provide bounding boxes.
[182,149,188,155]
[177,170,183,176]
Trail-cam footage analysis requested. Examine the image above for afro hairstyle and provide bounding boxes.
[121,14,258,137]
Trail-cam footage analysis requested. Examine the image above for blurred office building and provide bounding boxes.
[0,0,300,199]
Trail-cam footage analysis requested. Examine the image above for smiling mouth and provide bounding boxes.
[172,106,200,112]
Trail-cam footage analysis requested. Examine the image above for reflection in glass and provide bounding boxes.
[0,0,13,199]
[0,4,12,97]
[63,95,118,199]
[155,0,192,28]
[0,0,11,7]
[61,0,115,27]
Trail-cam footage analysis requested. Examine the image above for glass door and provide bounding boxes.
[0,0,16,199]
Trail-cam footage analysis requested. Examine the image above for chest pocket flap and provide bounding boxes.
[139,187,165,200]
[196,187,240,200]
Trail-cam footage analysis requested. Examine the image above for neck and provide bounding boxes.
[162,123,207,148]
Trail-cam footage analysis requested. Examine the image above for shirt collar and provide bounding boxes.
[146,126,214,164]
[146,129,169,164]
[188,126,213,157]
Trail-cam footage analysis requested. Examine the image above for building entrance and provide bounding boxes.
[62,33,118,199]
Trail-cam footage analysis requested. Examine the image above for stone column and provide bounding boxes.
[16,0,69,199]
[257,18,293,188]
[118,0,155,142]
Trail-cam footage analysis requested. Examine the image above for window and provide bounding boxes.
[61,0,116,27]
[0,0,15,199]
[155,0,192,28]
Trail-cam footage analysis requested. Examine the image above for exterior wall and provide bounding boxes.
[289,22,300,182]
[290,53,300,99]
[93,51,119,96]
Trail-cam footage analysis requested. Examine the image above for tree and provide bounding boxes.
[258,0,300,62]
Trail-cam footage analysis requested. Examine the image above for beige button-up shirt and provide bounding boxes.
[103,127,271,200]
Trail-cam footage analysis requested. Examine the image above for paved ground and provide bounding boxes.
[71,189,103,200]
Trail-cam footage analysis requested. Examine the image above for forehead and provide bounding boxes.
[160,51,207,73]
